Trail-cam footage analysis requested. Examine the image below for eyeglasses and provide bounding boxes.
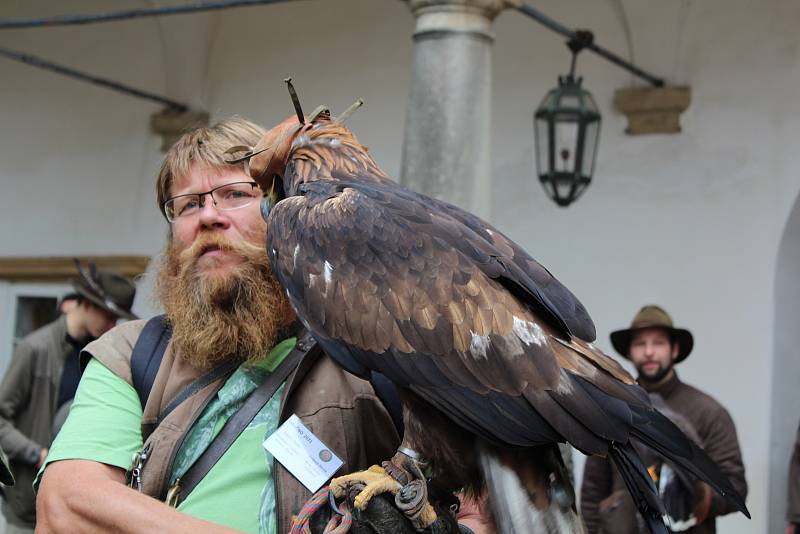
[162,181,261,223]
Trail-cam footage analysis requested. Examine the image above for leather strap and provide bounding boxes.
[172,332,315,505]
[156,360,239,426]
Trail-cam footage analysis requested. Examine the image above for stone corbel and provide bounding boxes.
[150,108,210,152]
[613,86,691,135]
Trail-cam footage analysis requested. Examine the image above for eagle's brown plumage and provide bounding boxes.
[247,113,748,533]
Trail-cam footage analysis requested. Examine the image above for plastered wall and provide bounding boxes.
[1,1,799,531]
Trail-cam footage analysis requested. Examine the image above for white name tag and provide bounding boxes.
[263,414,344,493]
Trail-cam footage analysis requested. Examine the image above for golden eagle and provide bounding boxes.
[240,90,748,533]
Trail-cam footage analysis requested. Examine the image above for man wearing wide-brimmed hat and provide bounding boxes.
[0,263,136,532]
[580,305,748,534]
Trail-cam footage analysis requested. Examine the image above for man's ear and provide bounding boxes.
[671,341,680,362]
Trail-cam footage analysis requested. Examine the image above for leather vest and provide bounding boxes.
[83,320,400,532]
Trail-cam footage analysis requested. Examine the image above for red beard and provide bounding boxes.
[156,232,296,371]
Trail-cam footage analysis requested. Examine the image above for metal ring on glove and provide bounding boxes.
[395,480,427,516]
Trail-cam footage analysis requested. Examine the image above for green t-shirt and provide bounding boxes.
[37,337,297,534]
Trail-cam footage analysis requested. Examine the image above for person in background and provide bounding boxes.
[580,305,747,534]
[57,293,80,315]
[0,267,136,533]
[787,421,800,534]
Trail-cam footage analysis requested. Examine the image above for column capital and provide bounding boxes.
[404,0,509,20]
[403,0,512,39]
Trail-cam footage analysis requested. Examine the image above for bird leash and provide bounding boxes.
[290,485,353,534]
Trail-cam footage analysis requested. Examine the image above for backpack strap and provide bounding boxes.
[131,315,171,409]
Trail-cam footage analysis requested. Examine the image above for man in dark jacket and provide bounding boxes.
[0,267,136,532]
[580,305,747,534]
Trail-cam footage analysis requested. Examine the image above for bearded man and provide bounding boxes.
[34,118,404,533]
[579,305,747,534]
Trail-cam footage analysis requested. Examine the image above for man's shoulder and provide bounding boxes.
[675,379,724,407]
[300,351,379,406]
[673,378,733,425]
[313,352,375,392]
[18,316,66,353]
[82,319,150,384]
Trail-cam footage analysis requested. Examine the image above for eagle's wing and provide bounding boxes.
[422,195,597,342]
[267,177,642,453]
[290,138,597,343]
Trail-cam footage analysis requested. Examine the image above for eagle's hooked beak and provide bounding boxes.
[260,175,284,222]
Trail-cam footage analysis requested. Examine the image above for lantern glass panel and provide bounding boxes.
[534,116,550,176]
[554,178,575,203]
[554,119,579,174]
[580,120,600,177]
[559,93,581,110]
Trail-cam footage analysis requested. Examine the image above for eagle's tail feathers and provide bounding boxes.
[478,442,585,534]
[629,405,750,518]
[608,442,668,534]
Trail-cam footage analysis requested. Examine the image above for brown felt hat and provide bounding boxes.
[70,260,138,321]
[610,305,693,363]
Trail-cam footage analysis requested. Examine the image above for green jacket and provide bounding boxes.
[0,315,72,525]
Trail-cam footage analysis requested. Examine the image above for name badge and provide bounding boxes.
[263,414,344,492]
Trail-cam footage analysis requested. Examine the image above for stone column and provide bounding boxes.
[400,0,507,219]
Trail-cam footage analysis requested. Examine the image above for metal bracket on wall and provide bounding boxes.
[509,0,664,88]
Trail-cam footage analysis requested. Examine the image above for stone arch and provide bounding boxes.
[769,193,800,532]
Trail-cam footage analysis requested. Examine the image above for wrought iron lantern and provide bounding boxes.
[534,31,601,207]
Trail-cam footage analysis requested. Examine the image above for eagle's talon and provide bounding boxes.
[329,459,439,529]
[330,464,402,508]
